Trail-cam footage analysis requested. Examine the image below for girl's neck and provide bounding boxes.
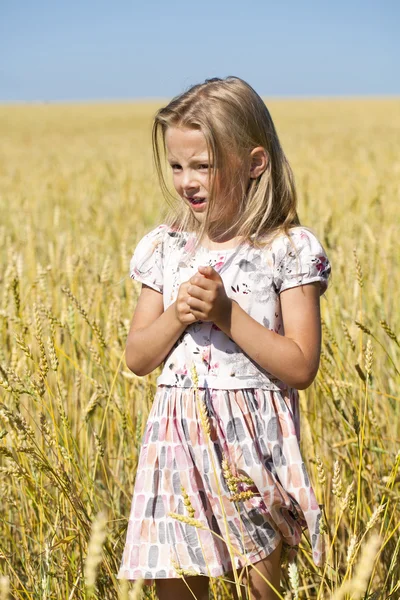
[198,217,246,249]
[199,232,244,251]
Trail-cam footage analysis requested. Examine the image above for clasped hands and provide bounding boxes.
[175,265,232,326]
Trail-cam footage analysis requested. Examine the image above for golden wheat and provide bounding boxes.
[0,99,399,599]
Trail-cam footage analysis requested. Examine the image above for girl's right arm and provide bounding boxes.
[125,282,196,376]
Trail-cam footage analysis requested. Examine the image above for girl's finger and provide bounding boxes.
[198,265,221,282]
[183,312,198,324]
[189,275,214,290]
[188,285,212,300]
[186,295,207,312]
[198,265,213,276]
[189,309,206,321]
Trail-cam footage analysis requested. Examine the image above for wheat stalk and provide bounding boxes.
[85,511,108,593]
[332,534,381,599]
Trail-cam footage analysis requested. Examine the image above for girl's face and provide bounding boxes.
[165,127,214,226]
[165,126,266,238]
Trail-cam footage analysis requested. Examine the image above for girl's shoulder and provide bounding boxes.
[265,225,325,253]
[134,223,189,250]
[266,226,331,295]
[131,223,190,269]
[135,223,171,244]
[129,224,175,292]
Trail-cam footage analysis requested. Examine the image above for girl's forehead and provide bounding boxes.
[165,127,209,157]
[165,126,206,145]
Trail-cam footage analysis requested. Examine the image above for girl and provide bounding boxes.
[117,76,331,600]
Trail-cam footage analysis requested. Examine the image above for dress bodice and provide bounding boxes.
[129,224,331,390]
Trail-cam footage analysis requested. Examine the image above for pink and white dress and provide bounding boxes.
[117,224,331,581]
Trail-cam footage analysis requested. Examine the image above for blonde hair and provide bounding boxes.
[152,76,300,246]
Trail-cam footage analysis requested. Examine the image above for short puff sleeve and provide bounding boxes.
[273,228,331,296]
[129,225,167,293]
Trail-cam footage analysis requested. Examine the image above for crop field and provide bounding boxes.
[0,99,399,599]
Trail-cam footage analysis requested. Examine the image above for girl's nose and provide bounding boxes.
[182,170,198,190]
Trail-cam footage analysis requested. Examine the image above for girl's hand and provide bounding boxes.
[187,266,232,325]
[175,281,198,325]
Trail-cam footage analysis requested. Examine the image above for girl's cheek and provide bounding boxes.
[174,180,182,194]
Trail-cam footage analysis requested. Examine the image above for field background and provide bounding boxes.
[0,99,399,599]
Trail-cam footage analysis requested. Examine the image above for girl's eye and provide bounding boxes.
[199,164,211,170]
[171,164,181,171]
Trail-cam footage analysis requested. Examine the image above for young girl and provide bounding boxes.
[117,76,331,600]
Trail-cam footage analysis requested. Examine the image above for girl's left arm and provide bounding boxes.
[220,283,322,390]
[187,266,322,390]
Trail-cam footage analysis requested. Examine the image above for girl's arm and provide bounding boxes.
[219,284,322,389]
[125,284,195,376]
[187,266,322,390]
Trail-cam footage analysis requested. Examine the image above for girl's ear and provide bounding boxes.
[249,147,269,179]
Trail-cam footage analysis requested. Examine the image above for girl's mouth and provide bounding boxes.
[188,197,207,210]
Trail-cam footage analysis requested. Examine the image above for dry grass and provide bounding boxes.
[0,98,399,599]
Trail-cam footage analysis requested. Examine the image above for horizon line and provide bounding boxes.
[1,92,400,106]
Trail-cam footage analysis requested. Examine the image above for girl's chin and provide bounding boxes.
[192,212,206,224]
[189,205,207,220]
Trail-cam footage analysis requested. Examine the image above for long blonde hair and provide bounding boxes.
[152,76,300,246]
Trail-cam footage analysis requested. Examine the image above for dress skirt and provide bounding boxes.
[117,385,324,582]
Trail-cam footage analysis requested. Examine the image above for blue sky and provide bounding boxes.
[1,0,398,102]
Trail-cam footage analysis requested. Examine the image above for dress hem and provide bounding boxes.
[116,534,283,584]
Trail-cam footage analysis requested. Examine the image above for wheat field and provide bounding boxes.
[0,99,399,599]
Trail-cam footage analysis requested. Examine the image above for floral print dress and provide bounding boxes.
[117,224,331,582]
